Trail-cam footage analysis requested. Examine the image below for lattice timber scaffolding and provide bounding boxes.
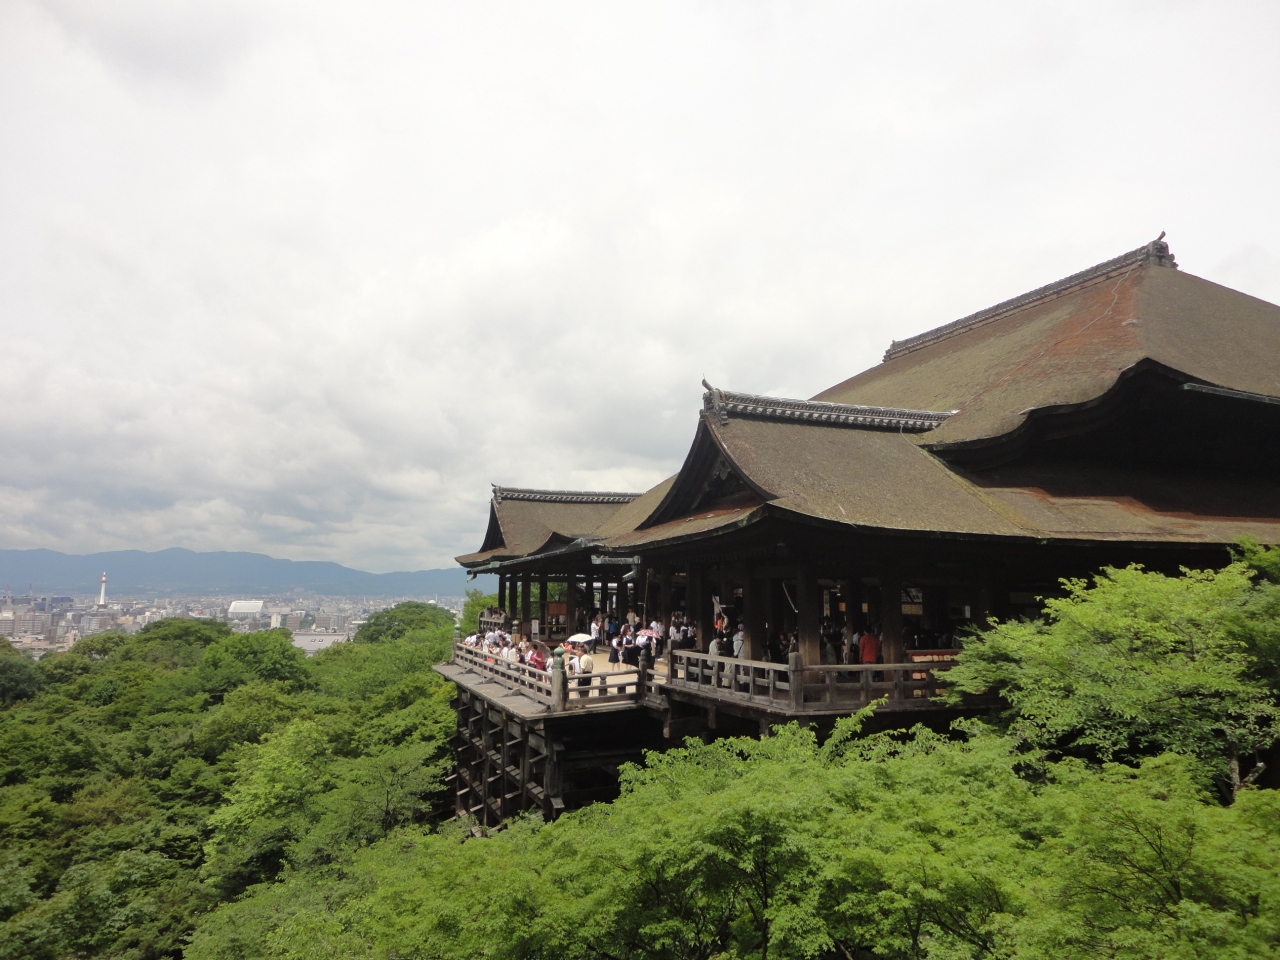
[449,682,667,828]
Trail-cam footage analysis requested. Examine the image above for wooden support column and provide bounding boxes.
[497,574,507,614]
[765,577,778,656]
[564,574,577,638]
[657,567,672,630]
[689,565,712,651]
[537,575,547,633]
[617,577,629,622]
[744,575,766,661]
[520,572,532,635]
[880,572,904,664]
[839,577,858,657]
[508,576,519,624]
[796,566,822,665]
[636,565,649,623]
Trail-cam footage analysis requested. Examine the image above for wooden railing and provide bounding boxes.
[449,642,648,711]
[450,643,957,715]
[451,643,554,703]
[664,650,956,713]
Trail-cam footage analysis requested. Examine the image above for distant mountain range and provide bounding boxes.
[0,548,488,598]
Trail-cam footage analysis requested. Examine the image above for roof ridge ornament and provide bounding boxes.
[701,383,954,432]
[883,234,1178,361]
[492,486,642,504]
[702,378,729,425]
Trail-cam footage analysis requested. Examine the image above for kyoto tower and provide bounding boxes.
[98,572,107,608]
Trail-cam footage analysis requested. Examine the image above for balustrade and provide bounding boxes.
[450,642,954,716]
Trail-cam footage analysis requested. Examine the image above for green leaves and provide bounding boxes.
[200,630,310,689]
[461,588,498,635]
[0,648,42,707]
[353,601,455,645]
[944,564,1280,787]
[0,602,458,959]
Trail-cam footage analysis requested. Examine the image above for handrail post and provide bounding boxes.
[788,651,804,712]
[637,651,649,700]
[550,648,567,712]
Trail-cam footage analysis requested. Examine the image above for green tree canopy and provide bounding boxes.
[944,562,1280,796]
[354,601,455,645]
[461,587,498,635]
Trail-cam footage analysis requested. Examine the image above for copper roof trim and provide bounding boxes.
[492,486,642,504]
[702,382,954,432]
[883,236,1178,361]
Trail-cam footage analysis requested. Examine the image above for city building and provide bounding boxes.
[226,600,267,621]
[79,614,114,636]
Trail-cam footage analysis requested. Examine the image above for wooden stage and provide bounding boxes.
[436,642,980,826]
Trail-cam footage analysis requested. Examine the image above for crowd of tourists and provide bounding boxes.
[465,607,961,674]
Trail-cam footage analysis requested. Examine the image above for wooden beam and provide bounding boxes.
[880,571,904,664]
[796,566,822,665]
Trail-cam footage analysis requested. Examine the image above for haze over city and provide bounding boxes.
[2,1,1279,572]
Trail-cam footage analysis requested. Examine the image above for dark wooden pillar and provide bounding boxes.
[498,574,507,613]
[880,572,904,663]
[765,578,778,658]
[564,574,577,636]
[744,575,766,661]
[689,566,712,651]
[839,577,857,653]
[657,567,672,630]
[636,566,649,623]
[520,573,532,635]
[796,566,822,665]
[537,575,548,629]
[617,578,629,621]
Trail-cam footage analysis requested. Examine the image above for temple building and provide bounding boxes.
[440,236,1280,824]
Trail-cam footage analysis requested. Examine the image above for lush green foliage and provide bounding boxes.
[0,644,42,705]
[461,587,498,635]
[353,601,456,649]
[0,605,456,960]
[945,562,1280,795]
[5,563,1280,959]
[189,719,1280,960]
[184,560,1280,960]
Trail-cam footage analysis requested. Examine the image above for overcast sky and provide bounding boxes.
[2,1,1278,572]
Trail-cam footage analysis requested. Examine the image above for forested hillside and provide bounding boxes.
[0,602,457,960]
[4,555,1280,959]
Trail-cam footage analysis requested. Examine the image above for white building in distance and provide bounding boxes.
[226,600,267,621]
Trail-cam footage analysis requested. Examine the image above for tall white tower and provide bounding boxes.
[98,572,107,608]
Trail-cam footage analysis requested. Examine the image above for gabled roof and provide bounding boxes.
[701,382,954,432]
[595,237,1280,552]
[456,486,642,567]
[814,236,1280,447]
[602,388,1280,552]
[459,236,1280,564]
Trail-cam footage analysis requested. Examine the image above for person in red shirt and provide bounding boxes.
[858,628,881,665]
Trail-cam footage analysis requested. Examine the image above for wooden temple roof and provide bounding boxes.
[455,486,642,568]
[814,236,1280,448]
[458,237,1280,566]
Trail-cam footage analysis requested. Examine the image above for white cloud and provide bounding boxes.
[1,0,1278,570]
